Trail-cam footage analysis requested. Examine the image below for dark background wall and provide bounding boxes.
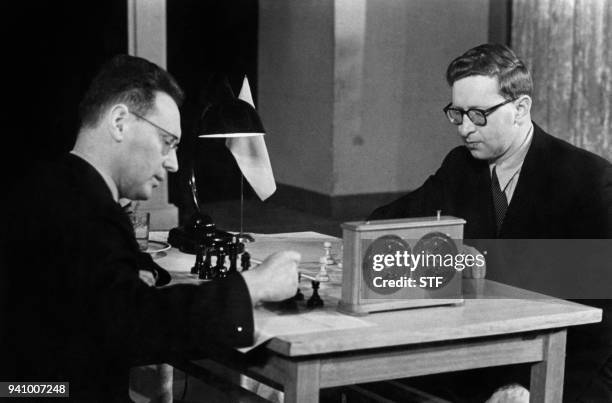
[167,0,259,216]
[4,0,127,192]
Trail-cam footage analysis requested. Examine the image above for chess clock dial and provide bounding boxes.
[362,235,412,295]
[412,232,458,289]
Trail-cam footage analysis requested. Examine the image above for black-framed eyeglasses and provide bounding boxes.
[443,98,515,126]
[129,111,180,155]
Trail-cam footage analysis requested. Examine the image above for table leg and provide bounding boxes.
[129,363,173,403]
[284,359,321,403]
[530,329,567,403]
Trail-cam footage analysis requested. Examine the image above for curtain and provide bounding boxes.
[512,0,612,162]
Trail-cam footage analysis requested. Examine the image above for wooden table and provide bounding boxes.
[154,233,602,403]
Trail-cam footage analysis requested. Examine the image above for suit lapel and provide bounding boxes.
[477,162,497,238]
[461,157,497,239]
[66,154,138,245]
[500,124,548,237]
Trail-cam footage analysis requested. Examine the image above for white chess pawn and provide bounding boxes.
[323,241,335,265]
[316,256,330,282]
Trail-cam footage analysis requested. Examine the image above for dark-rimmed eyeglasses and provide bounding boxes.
[443,98,515,126]
[129,111,180,155]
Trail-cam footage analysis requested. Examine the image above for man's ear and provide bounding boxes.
[107,104,130,142]
[514,95,532,124]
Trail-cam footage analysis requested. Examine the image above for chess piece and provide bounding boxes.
[317,257,330,282]
[322,241,335,265]
[192,244,204,275]
[294,273,304,300]
[216,247,228,278]
[203,249,214,278]
[307,281,324,308]
[198,246,215,280]
[228,237,238,273]
[241,251,251,271]
[294,288,304,301]
[191,244,204,275]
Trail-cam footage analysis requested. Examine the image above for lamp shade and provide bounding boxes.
[198,98,265,138]
[197,75,276,201]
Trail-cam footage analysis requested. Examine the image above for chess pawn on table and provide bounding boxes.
[241,251,251,271]
[307,280,323,308]
[280,273,304,311]
[228,237,239,273]
[294,273,304,301]
[191,244,204,275]
[322,241,335,265]
[197,246,215,280]
[298,272,326,309]
[216,247,228,278]
[317,257,330,282]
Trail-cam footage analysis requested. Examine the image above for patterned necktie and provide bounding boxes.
[491,166,508,233]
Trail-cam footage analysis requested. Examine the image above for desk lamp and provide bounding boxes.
[198,76,276,243]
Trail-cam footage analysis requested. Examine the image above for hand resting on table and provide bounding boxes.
[241,251,301,304]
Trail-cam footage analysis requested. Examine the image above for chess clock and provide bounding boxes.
[338,216,465,315]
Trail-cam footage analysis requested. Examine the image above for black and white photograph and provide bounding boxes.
[1,0,611,402]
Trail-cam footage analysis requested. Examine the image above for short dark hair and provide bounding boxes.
[78,55,184,128]
[446,44,533,99]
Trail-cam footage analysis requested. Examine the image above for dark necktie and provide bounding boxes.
[491,166,508,233]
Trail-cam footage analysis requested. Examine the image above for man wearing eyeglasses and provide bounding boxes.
[371,43,611,239]
[0,55,299,402]
[369,44,612,401]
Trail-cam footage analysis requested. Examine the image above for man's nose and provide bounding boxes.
[458,115,476,138]
[163,149,179,173]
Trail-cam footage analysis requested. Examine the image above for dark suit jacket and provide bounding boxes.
[369,123,612,401]
[369,123,612,239]
[0,154,254,402]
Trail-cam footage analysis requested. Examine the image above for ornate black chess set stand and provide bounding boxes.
[167,211,329,309]
[167,212,251,280]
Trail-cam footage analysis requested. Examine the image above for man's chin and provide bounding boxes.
[466,147,490,160]
[126,188,152,201]
[139,190,153,201]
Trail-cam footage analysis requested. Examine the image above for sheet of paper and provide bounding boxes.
[244,233,342,268]
[239,300,374,352]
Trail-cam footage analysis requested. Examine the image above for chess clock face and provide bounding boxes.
[339,216,465,315]
[362,235,412,295]
[412,232,458,289]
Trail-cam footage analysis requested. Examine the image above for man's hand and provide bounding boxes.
[241,251,301,304]
[139,270,156,286]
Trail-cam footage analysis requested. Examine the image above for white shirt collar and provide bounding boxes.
[489,124,534,191]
